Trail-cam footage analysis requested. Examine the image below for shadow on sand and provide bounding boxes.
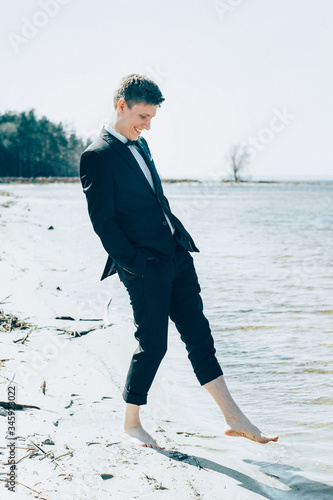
[157,449,333,500]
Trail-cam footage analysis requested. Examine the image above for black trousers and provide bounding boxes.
[117,243,223,405]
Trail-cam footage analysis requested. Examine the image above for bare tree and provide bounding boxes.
[228,144,251,181]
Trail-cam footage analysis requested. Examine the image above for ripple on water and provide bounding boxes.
[304,397,333,405]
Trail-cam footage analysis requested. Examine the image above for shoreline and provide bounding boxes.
[1,183,331,499]
[0,184,278,500]
[0,176,332,186]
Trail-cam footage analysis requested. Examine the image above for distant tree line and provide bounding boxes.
[0,109,89,177]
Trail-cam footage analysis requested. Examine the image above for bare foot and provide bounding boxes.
[224,415,279,444]
[120,425,165,449]
[204,376,278,444]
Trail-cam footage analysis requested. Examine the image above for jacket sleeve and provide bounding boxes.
[80,149,147,277]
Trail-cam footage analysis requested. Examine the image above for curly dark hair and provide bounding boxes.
[113,74,165,109]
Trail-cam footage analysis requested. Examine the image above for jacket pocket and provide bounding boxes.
[120,267,142,281]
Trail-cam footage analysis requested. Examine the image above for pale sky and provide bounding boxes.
[1,0,333,180]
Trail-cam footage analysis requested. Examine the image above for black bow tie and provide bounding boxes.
[124,138,153,167]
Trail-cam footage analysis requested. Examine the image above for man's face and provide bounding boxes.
[115,100,158,141]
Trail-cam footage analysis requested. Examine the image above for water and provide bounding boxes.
[163,181,333,496]
[2,181,332,498]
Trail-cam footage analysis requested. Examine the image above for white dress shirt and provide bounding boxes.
[104,124,174,235]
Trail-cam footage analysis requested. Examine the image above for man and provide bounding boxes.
[80,74,278,448]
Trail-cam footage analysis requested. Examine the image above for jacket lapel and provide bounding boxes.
[136,140,165,200]
[100,127,156,195]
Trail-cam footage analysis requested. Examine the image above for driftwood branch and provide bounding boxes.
[0,402,40,410]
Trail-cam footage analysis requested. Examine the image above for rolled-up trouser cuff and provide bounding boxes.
[122,387,147,406]
[196,362,223,386]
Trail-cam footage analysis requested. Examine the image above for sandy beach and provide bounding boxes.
[1,183,332,500]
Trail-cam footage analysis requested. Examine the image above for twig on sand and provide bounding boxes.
[13,329,32,344]
[41,380,46,394]
[0,294,12,305]
[29,440,47,455]
[39,450,55,461]
[2,447,37,465]
[30,440,66,471]
[56,316,104,322]
[79,318,104,321]
[16,450,40,464]
[0,373,24,387]
[0,310,34,332]
[73,326,102,337]
[0,477,48,497]
[56,326,101,337]
[51,450,73,462]
[0,402,40,410]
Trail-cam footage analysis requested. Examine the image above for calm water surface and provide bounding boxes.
[164,182,333,497]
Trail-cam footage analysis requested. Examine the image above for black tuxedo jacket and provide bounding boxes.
[80,127,199,280]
